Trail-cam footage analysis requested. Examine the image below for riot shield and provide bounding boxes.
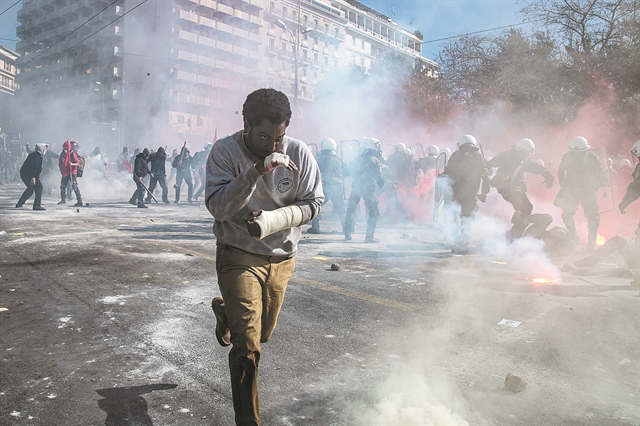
[339,139,360,200]
[589,146,614,214]
[410,143,425,159]
[433,151,449,222]
[307,143,318,158]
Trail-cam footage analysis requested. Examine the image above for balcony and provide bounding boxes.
[216,22,233,35]
[198,16,217,30]
[177,29,198,43]
[177,9,199,24]
[249,32,261,44]
[176,50,197,62]
[216,40,233,53]
[232,9,249,22]
[177,70,197,83]
[196,96,211,106]
[215,3,233,16]
[196,75,212,85]
[264,45,278,56]
[195,36,214,51]
[232,45,248,57]
[197,55,216,67]
[233,27,249,40]
[249,15,263,26]
[176,92,197,104]
[197,0,217,11]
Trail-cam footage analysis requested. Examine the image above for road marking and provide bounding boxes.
[66,219,417,311]
[291,276,420,312]
[140,240,217,262]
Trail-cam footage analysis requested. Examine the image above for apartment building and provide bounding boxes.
[15,0,437,153]
[0,45,20,137]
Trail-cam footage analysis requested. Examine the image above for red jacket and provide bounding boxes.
[59,149,79,177]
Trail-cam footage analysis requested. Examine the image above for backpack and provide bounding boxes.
[76,156,86,177]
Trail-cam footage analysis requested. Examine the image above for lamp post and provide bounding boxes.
[92,122,120,155]
[95,81,104,148]
[273,19,311,119]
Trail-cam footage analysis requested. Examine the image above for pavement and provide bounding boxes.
[0,181,639,426]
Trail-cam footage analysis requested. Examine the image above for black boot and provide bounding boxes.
[364,216,379,243]
[58,188,66,204]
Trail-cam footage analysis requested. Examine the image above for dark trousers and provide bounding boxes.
[194,168,206,199]
[175,171,193,201]
[498,187,533,236]
[60,174,81,202]
[18,177,43,207]
[344,188,379,239]
[147,175,168,202]
[131,177,146,204]
[444,191,478,247]
[560,189,600,246]
[310,183,345,230]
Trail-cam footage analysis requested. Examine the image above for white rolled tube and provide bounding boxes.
[251,205,304,240]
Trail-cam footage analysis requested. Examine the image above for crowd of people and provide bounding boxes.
[308,133,638,256]
[6,138,214,209]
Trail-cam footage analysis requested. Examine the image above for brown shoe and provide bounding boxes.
[211,297,231,347]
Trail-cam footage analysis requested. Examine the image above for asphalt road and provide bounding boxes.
[1,182,638,426]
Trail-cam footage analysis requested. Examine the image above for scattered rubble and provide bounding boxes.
[330,263,341,271]
[505,373,527,393]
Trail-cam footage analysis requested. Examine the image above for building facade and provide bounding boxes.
[0,45,20,142]
[15,0,438,154]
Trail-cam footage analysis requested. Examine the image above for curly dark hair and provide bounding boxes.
[242,88,292,127]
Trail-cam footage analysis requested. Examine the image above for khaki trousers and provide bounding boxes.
[216,243,296,426]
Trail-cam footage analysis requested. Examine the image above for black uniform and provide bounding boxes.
[487,148,554,238]
[173,146,194,203]
[620,163,640,213]
[130,151,150,206]
[146,147,169,204]
[42,148,59,195]
[439,144,490,250]
[16,146,45,209]
[344,149,385,242]
[309,149,345,232]
[554,150,605,247]
[387,150,417,187]
[192,145,212,200]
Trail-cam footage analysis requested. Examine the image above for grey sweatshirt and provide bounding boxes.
[205,130,324,257]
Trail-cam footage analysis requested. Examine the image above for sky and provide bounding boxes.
[0,0,526,61]
[357,0,528,59]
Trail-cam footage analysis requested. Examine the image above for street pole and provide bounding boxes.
[294,0,302,118]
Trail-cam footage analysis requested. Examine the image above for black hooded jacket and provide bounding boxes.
[20,151,43,181]
[134,152,149,178]
[149,147,167,177]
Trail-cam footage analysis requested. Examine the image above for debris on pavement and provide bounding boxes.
[330,263,341,271]
[0,308,8,312]
[505,373,527,393]
[0,230,6,236]
[498,319,521,328]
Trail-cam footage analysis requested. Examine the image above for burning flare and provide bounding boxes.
[529,278,558,285]
[596,235,606,246]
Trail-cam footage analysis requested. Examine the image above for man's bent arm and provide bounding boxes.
[205,146,262,221]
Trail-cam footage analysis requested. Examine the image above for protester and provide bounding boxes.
[205,88,323,426]
[16,143,47,210]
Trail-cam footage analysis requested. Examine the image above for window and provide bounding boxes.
[282,5,287,15]
[314,18,319,29]
[177,116,184,124]
[302,48,308,59]
[269,58,274,67]
[4,61,10,72]
[314,52,319,61]
[282,41,287,52]
[269,37,275,47]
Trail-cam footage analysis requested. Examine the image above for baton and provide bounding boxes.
[140,179,158,203]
